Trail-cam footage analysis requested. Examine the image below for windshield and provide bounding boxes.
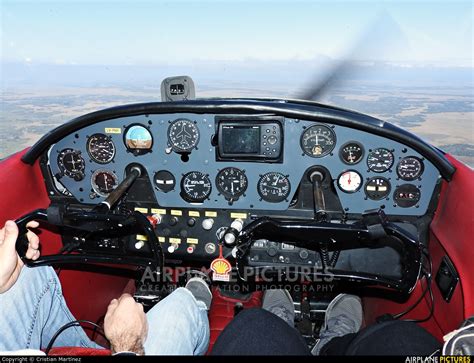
[1,1,472,167]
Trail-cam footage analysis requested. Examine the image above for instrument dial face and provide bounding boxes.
[300,124,336,158]
[397,156,424,181]
[57,149,85,181]
[180,171,212,203]
[365,177,391,200]
[339,142,364,165]
[87,133,115,164]
[216,167,248,201]
[367,148,394,172]
[168,119,200,152]
[91,169,118,197]
[337,170,362,193]
[257,172,291,203]
[124,125,153,151]
[393,184,421,208]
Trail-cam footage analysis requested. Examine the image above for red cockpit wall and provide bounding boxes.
[364,155,474,340]
[0,148,472,344]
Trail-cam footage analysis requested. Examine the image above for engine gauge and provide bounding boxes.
[393,184,421,208]
[57,148,85,181]
[337,170,362,193]
[367,148,394,173]
[180,171,212,203]
[91,169,118,197]
[300,124,336,158]
[257,172,291,203]
[365,177,391,200]
[168,119,200,153]
[339,142,364,165]
[87,133,115,164]
[397,156,424,181]
[216,167,248,202]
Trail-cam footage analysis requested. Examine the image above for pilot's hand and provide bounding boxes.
[104,293,148,355]
[0,220,40,294]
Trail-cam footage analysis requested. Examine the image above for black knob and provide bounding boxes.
[169,217,178,226]
[187,218,196,227]
[299,249,309,260]
[179,229,188,238]
[267,247,278,257]
[162,228,171,237]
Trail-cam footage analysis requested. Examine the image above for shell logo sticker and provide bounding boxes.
[210,245,231,282]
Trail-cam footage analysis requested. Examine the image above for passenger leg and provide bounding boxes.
[0,266,102,351]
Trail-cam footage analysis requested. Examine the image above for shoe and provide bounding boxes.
[311,294,363,355]
[185,277,213,310]
[262,289,295,327]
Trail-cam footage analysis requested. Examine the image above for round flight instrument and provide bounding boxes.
[365,177,391,200]
[397,156,424,181]
[91,169,118,197]
[124,125,153,152]
[393,184,421,208]
[153,170,176,193]
[300,124,336,158]
[57,148,85,181]
[180,171,212,203]
[168,119,200,152]
[337,170,362,193]
[367,148,394,172]
[339,142,364,165]
[216,167,248,201]
[87,133,115,164]
[257,172,291,203]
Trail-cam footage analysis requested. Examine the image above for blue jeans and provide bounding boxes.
[0,266,209,355]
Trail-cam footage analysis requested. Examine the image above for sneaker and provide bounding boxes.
[311,294,363,355]
[185,277,213,310]
[262,289,295,327]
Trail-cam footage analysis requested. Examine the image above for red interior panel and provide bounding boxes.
[207,289,263,354]
[364,154,473,340]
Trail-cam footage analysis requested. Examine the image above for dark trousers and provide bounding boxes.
[211,308,440,355]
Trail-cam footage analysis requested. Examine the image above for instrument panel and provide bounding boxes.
[48,113,440,216]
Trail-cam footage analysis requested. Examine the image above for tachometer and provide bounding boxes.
[339,141,364,165]
[216,167,248,202]
[91,169,118,197]
[257,172,291,203]
[57,148,85,181]
[365,177,391,200]
[180,171,212,203]
[397,156,424,181]
[168,119,200,153]
[337,170,362,193]
[367,148,394,173]
[300,124,336,158]
[87,133,115,164]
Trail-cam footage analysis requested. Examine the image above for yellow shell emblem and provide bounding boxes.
[211,258,231,275]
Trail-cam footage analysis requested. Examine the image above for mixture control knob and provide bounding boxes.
[202,218,214,230]
[147,214,162,228]
[299,249,309,260]
[167,243,179,253]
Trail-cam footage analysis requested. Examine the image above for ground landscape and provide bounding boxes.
[1,80,473,167]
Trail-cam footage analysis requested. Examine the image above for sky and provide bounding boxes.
[1,0,473,67]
